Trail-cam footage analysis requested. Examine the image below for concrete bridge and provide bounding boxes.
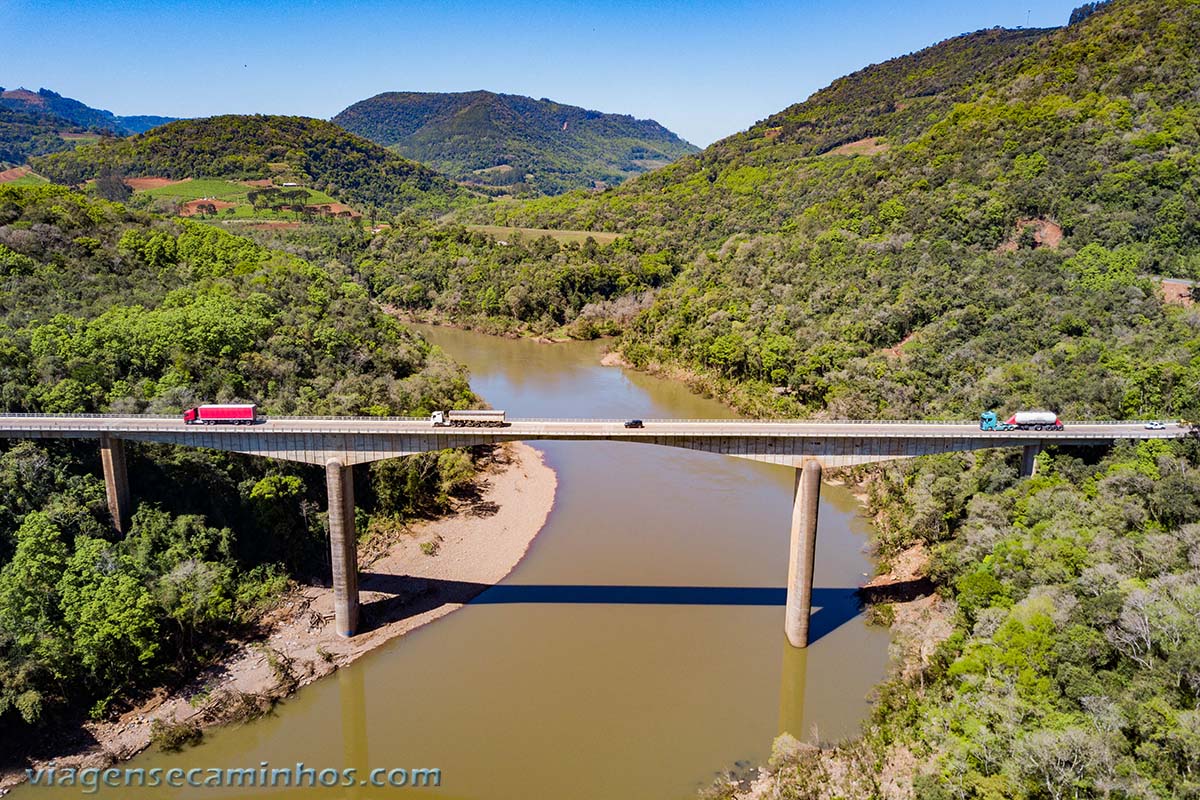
[0,414,1184,647]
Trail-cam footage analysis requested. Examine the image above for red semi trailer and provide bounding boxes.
[183,404,260,425]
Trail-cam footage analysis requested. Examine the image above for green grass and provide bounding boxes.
[142,178,253,202]
[464,224,621,245]
[59,133,101,145]
[140,179,338,207]
[296,187,338,205]
[3,173,50,186]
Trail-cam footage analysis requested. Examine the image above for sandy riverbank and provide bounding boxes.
[0,442,556,792]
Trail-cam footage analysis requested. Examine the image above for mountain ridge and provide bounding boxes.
[29,114,475,215]
[0,87,177,135]
[332,89,698,195]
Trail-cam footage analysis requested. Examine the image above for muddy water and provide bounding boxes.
[20,328,890,800]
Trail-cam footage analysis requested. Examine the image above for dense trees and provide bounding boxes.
[838,439,1200,797]
[357,223,673,335]
[31,115,477,216]
[1069,1,1113,25]
[332,90,698,195]
[0,87,176,136]
[0,107,81,168]
[0,185,478,734]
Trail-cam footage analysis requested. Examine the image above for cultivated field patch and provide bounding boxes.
[180,199,238,216]
[59,133,101,143]
[0,166,32,183]
[823,137,890,157]
[124,176,184,190]
[141,178,253,202]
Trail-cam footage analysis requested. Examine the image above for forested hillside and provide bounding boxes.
[0,185,476,743]
[31,115,477,216]
[445,0,1199,422]
[333,90,697,195]
[0,87,176,135]
[0,108,78,167]
[718,436,1200,799]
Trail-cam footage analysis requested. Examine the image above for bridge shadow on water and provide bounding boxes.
[358,574,932,645]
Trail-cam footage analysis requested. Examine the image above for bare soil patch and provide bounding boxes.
[125,176,184,190]
[997,217,1063,252]
[882,330,918,359]
[308,202,361,218]
[1,89,44,105]
[1162,279,1195,307]
[600,349,632,367]
[824,137,890,157]
[0,166,31,183]
[242,178,275,187]
[179,198,237,216]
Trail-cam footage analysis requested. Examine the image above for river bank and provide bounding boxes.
[0,442,556,793]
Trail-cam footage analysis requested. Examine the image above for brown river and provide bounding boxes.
[18,327,890,800]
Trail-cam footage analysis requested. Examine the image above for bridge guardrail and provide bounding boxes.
[0,413,1174,430]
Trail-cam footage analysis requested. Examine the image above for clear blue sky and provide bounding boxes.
[1,0,1082,147]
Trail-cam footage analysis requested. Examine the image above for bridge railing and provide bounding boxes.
[0,412,180,419]
[0,413,1172,427]
[514,417,977,424]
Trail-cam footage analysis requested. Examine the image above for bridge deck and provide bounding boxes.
[0,415,1182,442]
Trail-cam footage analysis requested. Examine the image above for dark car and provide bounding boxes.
[624,419,644,429]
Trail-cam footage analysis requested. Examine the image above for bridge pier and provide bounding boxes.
[785,460,822,648]
[1020,444,1041,478]
[325,459,360,637]
[100,433,131,533]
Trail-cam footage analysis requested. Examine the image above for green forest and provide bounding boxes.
[332,90,698,195]
[0,108,80,168]
[30,115,476,216]
[0,185,477,747]
[2,0,1200,794]
[0,87,176,136]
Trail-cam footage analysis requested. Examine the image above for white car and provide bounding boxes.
[1145,421,1166,430]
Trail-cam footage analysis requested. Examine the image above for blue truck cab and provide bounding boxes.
[980,411,1016,431]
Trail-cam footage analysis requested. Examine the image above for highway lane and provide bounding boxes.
[0,415,1187,441]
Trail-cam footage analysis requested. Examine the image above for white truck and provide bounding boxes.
[430,409,507,427]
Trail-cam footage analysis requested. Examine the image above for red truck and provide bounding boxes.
[183,404,260,425]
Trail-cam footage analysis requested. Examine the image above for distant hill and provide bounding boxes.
[0,87,176,135]
[332,90,698,195]
[30,114,475,215]
[0,107,80,168]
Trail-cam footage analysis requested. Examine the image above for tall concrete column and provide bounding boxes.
[325,459,360,637]
[1020,444,1041,478]
[99,433,131,534]
[785,460,822,648]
